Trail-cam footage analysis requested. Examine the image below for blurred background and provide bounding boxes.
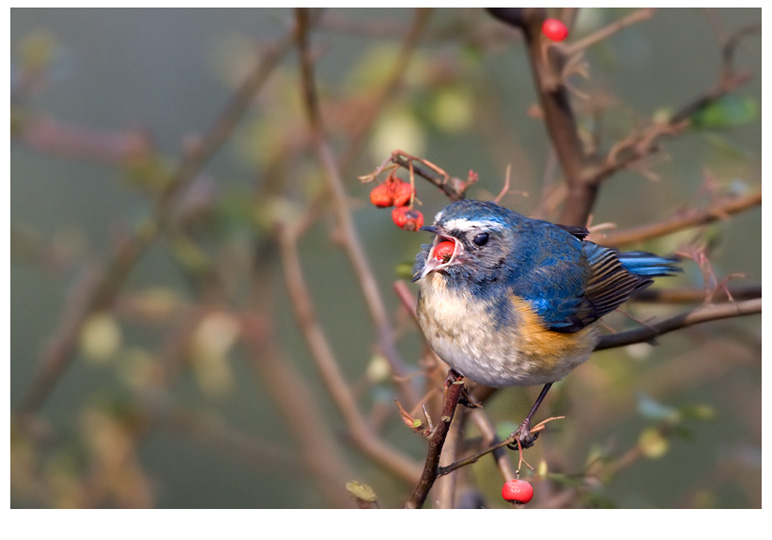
[10,8,761,509]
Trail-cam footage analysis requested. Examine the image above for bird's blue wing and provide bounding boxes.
[512,226,678,333]
[507,225,593,332]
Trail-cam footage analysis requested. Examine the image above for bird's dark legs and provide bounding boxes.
[509,382,553,449]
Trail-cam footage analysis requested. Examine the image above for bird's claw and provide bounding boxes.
[458,389,481,409]
[507,421,539,450]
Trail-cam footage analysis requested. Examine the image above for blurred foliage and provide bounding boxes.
[10,8,760,510]
[690,95,758,129]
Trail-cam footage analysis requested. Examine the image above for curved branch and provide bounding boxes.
[295,10,420,407]
[595,190,761,246]
[596,298,761,351]
[278,221,422,484]
[633,283,761,304]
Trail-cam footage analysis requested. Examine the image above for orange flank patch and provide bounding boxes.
[509,295,598,373]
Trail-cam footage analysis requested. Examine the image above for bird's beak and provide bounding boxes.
[412,228,461,282]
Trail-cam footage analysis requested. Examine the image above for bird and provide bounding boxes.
[412,199,681,447]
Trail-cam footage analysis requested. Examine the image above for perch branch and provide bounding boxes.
[596,298,761,350]
[405,375,465,508]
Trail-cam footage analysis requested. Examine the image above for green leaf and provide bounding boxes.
[690,95,758,129]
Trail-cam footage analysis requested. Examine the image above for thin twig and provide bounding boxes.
[468,408,517,481]
[433,405,466,508]
[295,9,421,407]
[596,298,761,350]
[390,150,470,201]
[596,191,760,246]
[633,283,761,304]
[277,220,422,484]
[583,21,759,191]
[563,8,654,57]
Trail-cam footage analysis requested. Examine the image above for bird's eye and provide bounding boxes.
[473,232,489,246]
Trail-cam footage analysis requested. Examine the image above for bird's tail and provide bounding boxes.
[618,251,682,277]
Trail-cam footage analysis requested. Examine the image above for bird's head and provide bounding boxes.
[413,200,517,284]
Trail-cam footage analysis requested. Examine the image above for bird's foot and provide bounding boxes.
[458,388,481,409]
[507,420,539,450]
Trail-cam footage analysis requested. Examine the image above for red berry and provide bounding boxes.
[433,240,455,263]
[392,207,424,231]
[501,479,534,505]
[542,18,568,42]
[392,180,414,207]
[370,183,394,208]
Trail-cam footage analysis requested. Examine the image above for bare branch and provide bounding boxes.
[596,298,761,351]
[277,220,422,484]
[563,8,655,57]
[633,283,761,304]
[595,190,761,247]
[295,10,420,406]
[405,375,465,508]
[339,9,433,168]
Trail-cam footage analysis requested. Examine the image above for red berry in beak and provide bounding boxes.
[433,241,455,263]
[501,478,534,505]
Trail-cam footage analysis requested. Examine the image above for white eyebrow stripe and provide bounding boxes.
[442,217,505,232]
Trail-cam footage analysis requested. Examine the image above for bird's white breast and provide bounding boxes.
[417,273,597,387]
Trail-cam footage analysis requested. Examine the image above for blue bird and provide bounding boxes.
[412,199,680,446]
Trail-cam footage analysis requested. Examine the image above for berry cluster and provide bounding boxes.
[369,174,423,231]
